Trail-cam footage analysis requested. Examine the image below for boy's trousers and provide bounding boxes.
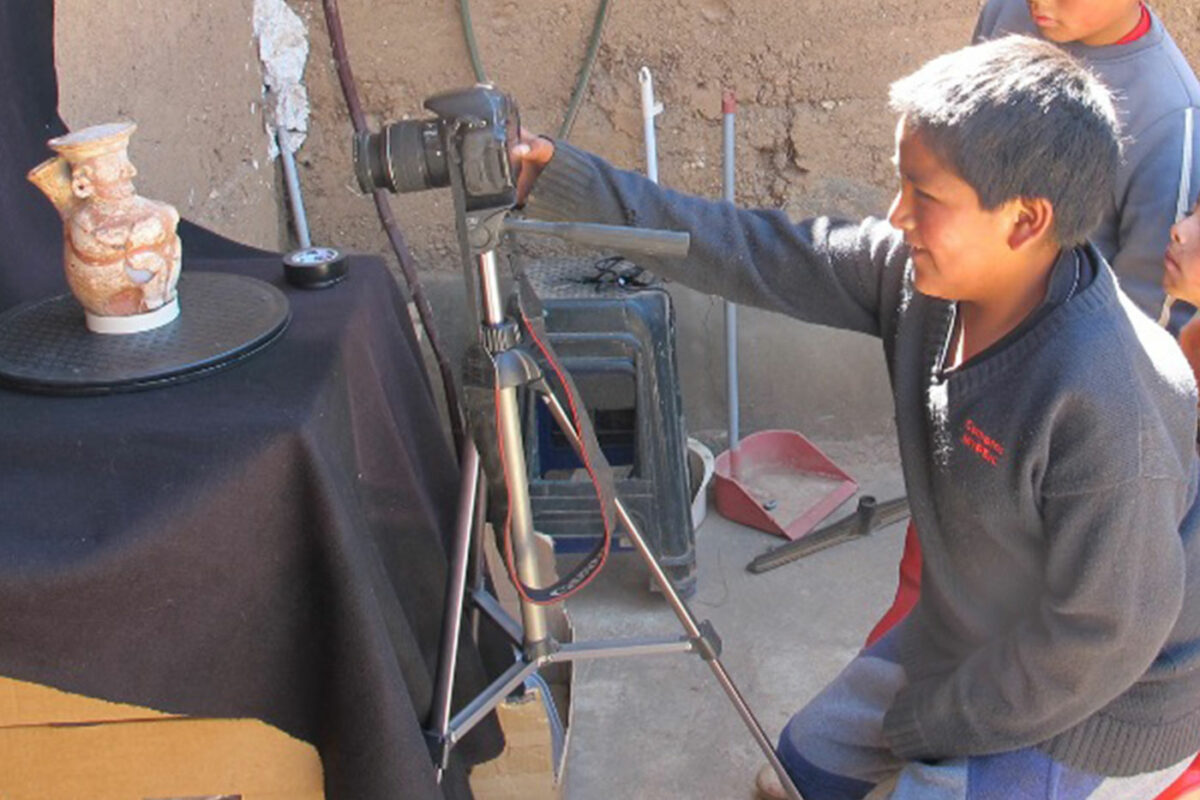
[777,630,1197,800]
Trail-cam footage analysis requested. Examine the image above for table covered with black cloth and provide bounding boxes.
[0,253,504,799]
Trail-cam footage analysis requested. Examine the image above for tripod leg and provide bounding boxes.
[539,391,805,800]
[428,441,483,777]
[468,472,487,642]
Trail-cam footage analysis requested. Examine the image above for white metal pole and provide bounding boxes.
[723,90,739,458]
[639,67,663,184]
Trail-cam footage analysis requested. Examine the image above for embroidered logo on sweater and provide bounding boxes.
[962,419,1004,466]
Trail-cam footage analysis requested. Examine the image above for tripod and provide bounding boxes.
[423,213,805,800]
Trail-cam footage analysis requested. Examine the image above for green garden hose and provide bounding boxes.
[457,0,613,141]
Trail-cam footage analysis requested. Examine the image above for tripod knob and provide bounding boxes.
[480,319,521,353]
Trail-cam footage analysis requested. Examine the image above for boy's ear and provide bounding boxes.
[1007,197,1055,251]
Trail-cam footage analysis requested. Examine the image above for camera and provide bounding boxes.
[353,85,519,213]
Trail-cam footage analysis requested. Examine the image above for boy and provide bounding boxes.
[975,0,1200,330]
[514,37,1200,798]
[866,0,1200,673]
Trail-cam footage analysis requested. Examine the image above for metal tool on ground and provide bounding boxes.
[747,495,910,574]
[711,89,858,540]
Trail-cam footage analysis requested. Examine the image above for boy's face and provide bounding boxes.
[1026,0,1144,47]
[888,121,1025,303]
[1163,200,1200,305]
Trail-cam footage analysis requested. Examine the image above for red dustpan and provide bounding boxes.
[714,431,858,540]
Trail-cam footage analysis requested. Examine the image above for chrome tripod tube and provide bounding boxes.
[477,250,551,650]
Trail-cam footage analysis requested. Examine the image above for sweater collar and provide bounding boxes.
[1059,6,1165,62]
[930,244,1116,387]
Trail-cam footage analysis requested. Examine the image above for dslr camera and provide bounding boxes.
[353,84,519,215]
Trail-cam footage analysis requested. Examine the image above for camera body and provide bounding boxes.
[354,85,518,214]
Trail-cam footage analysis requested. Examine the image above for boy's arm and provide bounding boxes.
[523,141,906,337]
[883,477,1188,760]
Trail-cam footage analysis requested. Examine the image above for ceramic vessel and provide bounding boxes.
[27,122,182,334]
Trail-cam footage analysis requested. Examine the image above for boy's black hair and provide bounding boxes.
[889,35,1121,246]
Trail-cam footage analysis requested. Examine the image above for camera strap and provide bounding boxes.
[494,267,618,605]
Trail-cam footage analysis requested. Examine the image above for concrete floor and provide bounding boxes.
[558,432,907,799]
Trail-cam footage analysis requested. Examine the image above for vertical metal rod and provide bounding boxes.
[476,249,550,649]
[722,91,740,464]
[495,386,550,647]
[429,441,481,779]
[477,251,506,325]
[639,67,663,184]
[468,474,488,642]
[277,129,312,249]
[539,391,803,800]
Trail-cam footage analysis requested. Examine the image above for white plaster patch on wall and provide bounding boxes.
[253,0,309,157]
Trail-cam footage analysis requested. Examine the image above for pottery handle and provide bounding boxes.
[27,156,78,219]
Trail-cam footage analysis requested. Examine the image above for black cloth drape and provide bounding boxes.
[0,3,503,798]
[0,257,503,799]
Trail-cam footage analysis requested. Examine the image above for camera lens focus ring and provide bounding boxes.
[388,121,445,194]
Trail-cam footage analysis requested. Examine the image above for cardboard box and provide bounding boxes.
[0,676,324,800]
[469,685,568,800]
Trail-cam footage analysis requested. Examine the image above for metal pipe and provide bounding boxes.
[477,251,506,325]
[476,250,550,647]
[549,637,694,661]
[723,90,740,459]
[496,385,550,647]
[639,67,663,183]
[468,472,488,642]
[473,588,524,646]
[277,128,311,248]
[447,658,541,746]
[428,441,481,776]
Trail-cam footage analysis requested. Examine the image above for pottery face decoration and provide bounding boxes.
[27,122,182,334]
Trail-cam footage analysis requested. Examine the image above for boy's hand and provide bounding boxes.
[511,129,555,206]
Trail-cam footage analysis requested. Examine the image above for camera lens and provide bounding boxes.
[352,119,449,195]
[352,130,384,193]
